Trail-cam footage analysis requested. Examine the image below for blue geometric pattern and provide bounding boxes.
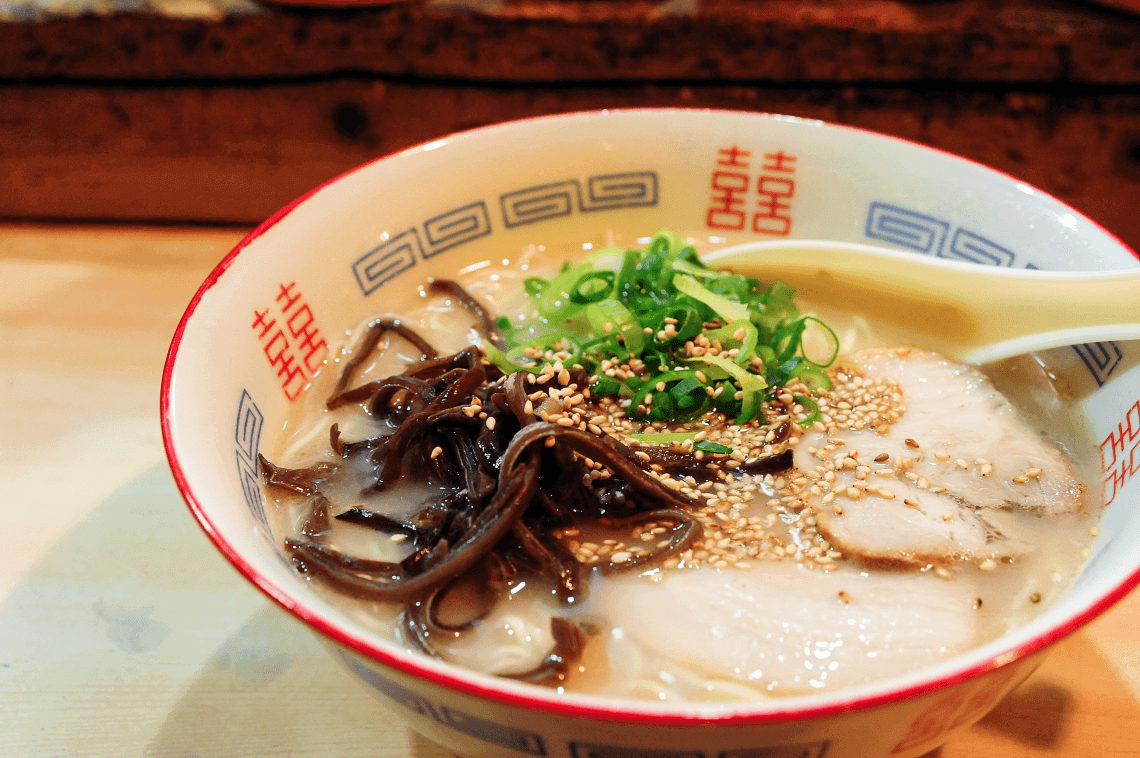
[569,744,704,758]
[336,650,547,755]
[717,744,830,758]
[353,229,421,296]
[945,228,1016,266]
[501,172,662,227]
[1073,341,1124,387]
[234,390,267,528]
[350,170,658,291]
[501,181,579,228]
[423,201,492,258]
[582,172,659,211]
[567,745,829,758]
[865,202,949,255]
[235,389,262,461]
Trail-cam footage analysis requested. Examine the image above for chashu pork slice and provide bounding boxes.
[794,347,1086,568]
[595,561,981,697]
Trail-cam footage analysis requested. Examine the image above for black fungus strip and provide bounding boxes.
[503,617,596,686]
[593,509,702,574]
[428,279,502,348]
[328,375,436,412]
[332,319,438,400]
[258,454,338,496]
[265,343,788,688]
[300,494,331,538]
[335,506,419,537]
[423,555,510,632]
[740,448,795,475]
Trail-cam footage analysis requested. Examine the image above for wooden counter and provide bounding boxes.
[3,0,1140,253]
[1,222,1139,757]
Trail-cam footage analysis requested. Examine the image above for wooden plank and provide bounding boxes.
[4,81,1140,253]
[2,0,1140,84]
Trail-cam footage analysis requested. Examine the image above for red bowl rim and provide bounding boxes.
[161,107,1140,726]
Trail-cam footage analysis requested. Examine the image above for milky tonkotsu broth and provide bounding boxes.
[264,244,1100,702]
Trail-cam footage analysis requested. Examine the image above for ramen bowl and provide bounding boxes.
[161,109,1140,758]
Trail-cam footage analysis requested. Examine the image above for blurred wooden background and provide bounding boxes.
[3,0,1140,251]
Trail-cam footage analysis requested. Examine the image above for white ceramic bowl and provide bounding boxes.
[162,109,1140,758]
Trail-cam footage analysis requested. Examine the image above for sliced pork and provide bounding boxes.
[593,561,981,697]
[794,347,1086,568]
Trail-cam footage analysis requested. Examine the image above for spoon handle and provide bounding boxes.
[704,241,1140,364]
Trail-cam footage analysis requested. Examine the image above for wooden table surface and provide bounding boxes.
[2,222,1139,757]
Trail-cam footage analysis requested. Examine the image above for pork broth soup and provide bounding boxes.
[262,233,1100,702]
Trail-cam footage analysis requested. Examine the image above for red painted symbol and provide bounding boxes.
[252,282,328,400]
[1101,398,1140,506]
[706,146,798,235]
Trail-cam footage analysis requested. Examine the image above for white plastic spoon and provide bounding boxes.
[702,240,1140,365]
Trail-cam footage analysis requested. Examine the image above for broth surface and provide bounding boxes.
[264,245,1100,701]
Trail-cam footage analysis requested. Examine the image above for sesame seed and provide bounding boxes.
[430,446,443,460]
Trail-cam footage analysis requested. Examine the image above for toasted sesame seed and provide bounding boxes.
[430,446,443,460]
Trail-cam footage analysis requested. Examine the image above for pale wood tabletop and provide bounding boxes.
[2,222,1138,757]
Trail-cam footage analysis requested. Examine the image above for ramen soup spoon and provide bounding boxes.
[702,240,1140,365]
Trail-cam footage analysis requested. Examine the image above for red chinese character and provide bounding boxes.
[762,150,796,173]
[263,329,308,400]
[707,170,749,230]
[287,304,329,373]
[753,176,795,236]
[276,281,302,313]
[716,145,752,168]
[263,329,290,365]
[1101,399,1140,471]
[252,308,277,339]
[278,357,307,400]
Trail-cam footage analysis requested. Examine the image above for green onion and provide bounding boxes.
[799,316,840,368]
[704,319,759,367]
[524,277,549,297]
[586,300,645,356]
[684,354,766,423]
[790,363,832,392]
[673,274,750,324]
[482,341,537,374]
[491,229,837,427]
[569,271,615,304]
[795,394,822,426]
[694,440,732,454]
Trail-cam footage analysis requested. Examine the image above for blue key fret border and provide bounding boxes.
[865,200,1125,386]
